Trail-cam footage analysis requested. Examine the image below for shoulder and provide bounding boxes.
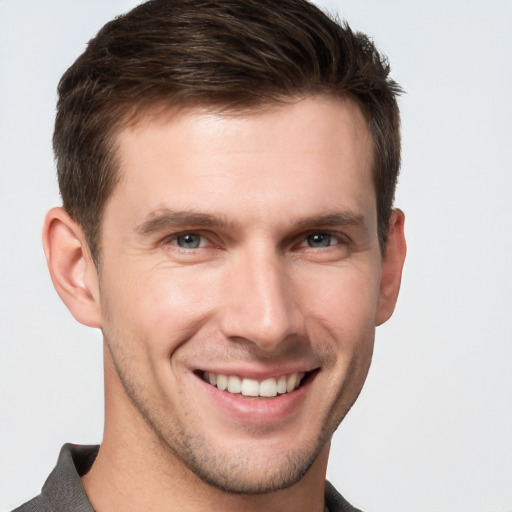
[10,444,98,512]
[10,494,53,512]
[325,480,365,512]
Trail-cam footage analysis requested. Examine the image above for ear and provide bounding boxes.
[376,209,407,326]
[42,207,102,328]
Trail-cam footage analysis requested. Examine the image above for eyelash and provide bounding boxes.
[298,232,343,249]
[164,232,211,250]
[163,230,347,252]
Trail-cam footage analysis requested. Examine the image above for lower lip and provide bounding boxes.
[197,373,316,424]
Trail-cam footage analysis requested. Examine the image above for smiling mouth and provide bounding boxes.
[200,370,315,398]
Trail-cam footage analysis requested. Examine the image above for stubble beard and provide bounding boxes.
[164,422,326,494]
[123,373,331,495]
[106,346,335,495]
[103,326,371,496]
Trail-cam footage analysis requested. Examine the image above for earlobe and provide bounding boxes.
[376,209,407,326]
[42,207,102,328]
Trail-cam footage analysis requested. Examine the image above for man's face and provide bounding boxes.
[97,96,387,493]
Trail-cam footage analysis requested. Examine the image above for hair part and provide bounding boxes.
[54,0,403,264]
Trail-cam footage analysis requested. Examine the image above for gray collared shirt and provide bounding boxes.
[12,444,362,512]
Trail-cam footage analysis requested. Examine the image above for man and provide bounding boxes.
[14,0,406,511]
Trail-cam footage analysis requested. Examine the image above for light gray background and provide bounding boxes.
[1,1,511,511]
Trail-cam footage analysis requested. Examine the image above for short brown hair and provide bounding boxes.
[54,0,403,263]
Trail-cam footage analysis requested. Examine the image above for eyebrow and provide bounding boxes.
[135,209,367,236]
[294,212,366,230]
[136,209,232,235]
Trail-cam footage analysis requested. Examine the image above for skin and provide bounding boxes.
[44,95,406,512]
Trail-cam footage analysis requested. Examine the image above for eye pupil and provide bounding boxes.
[307,233,331,247]
[177,234,201,248]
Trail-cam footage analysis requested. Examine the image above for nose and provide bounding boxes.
[219,247,304,351]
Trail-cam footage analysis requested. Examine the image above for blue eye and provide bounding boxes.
[175,233,203,249]
[306,233,333,247]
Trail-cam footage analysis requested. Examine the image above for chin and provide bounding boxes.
[177,441,324,495]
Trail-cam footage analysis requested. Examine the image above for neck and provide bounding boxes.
[82,440,329,512]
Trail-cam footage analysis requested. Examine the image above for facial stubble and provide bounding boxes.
[103,332,372,496]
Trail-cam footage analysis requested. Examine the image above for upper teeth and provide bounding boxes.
[203,371,305,397]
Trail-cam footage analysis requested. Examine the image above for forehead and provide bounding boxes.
[122,95,373,157]
[108,96,376,230]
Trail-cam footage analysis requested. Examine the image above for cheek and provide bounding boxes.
[297,263,380,398]
[298,263,381,337]
[100,264,219,354]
